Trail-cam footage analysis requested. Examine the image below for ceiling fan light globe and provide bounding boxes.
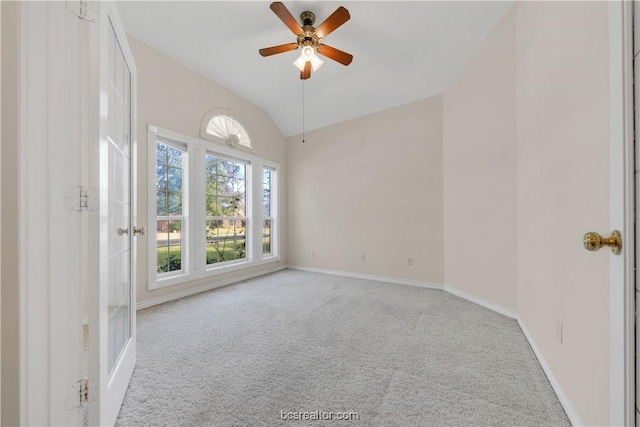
[293,55,307,72]
[310,55,324,72]
[301,46,315,60]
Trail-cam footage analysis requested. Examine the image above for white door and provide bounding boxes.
[87,2,138,426]
[608,1,635,426]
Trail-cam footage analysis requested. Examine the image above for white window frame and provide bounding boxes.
[148,125,280,290]
[262,166,278,258]
[153,139,189,281]
[200,108,254,153]
[204,152,250,267]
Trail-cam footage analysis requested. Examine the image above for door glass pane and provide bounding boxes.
[107,29,132,378]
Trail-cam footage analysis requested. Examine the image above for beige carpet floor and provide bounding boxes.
[115,269,570,426]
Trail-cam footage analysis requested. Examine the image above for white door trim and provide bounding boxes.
[18,2,85,425]
[608,1,635,426]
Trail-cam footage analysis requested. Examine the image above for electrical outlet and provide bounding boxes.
[407,257,413,266]
[361,253,366,262]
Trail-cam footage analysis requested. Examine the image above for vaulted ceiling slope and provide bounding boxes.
[118,1,514,138]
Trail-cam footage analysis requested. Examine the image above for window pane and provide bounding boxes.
[205,194,216,217]
[263,219,271,255]
[156,219,182,274]
[236,165,246,180]
[233,178,245,195]
[156,143,167,165]
[204,154,248,266]
[234,197,246,217]
[219,197,234,216]
[206,155,216,176]
[167,146,182,168]
[206,218,246,265]
[262,168,275,257]
[156,192,167,216]
[167,167,182,192]
[156,246,168,273]
[167,246,182,272]
[168,193,182,216]
[218,159,233,177]
[263,168,272,218]
[263,200,271,218]
[167,220,182,272]
[157,220,169,244]
[206,220,221,264]
[156,220,170,272]
[156,142,186,276]
[156,165,167,190]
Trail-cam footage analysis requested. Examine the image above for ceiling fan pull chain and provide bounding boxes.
[302,80,306,143]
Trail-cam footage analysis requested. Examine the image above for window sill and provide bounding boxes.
[149,256,281,290]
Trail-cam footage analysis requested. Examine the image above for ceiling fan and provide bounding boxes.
[259,2,353,80]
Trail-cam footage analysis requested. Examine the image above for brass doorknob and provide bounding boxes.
[583,230,622,254]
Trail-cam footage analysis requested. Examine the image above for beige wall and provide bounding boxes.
[444,2,610,425]
[128,36,288,304]
[443,8,517,311]
[287,96,444,284]
[515,2,610,425]
[1,2,19,425]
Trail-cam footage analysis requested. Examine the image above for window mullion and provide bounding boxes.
[253,161,263,261]
[193,145,206,271]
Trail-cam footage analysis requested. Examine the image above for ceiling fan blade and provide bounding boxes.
[315,6,350,39]
[317,44,353,66]
[270,2,303,35]
[259,43,298,57]
[300,61,311,80]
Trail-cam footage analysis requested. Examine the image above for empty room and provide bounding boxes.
[1,1,637,426]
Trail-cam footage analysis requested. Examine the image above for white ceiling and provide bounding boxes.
[117,1,514,137]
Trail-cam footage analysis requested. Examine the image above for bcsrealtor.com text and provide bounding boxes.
[280,410,360,421]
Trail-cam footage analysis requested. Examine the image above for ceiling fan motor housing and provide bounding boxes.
[300,11,315,26]
[299,11,319,49]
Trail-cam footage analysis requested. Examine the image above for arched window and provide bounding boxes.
[201,110,252,150]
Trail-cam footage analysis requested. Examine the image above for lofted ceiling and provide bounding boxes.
[117,1,514,138]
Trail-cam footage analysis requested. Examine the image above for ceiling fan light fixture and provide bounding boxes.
[301,45,315,60]
[310,55,324,72]
[260,2,352,80]
[293,47,323,72]
[293,55,307,72]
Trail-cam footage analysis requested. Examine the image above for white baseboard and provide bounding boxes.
[287,264,443,290]
[517,318,583,426]
[136,266,286,310]
[285,264,579,426]
[444,285,517,319]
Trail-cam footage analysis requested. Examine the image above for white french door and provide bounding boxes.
[87,2,138,426]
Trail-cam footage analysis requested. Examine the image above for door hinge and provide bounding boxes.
[65,186,98,211]
[66,0,98,23]
[66,378,96,409]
